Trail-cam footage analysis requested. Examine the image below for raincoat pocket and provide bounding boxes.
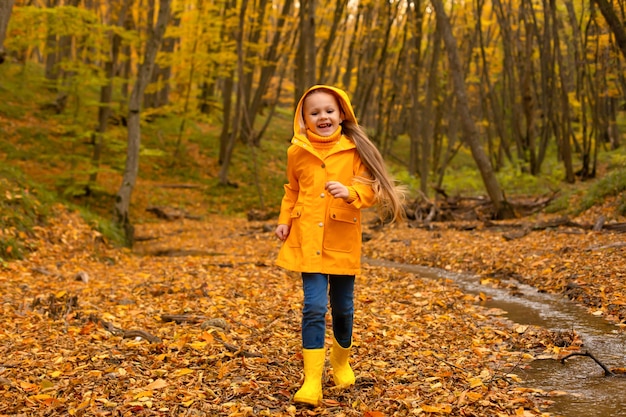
[287,205,303,248]
[324,207,359,253]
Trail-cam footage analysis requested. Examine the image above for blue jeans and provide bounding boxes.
[301,273,355,349]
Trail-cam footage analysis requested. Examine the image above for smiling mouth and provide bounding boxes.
[318,123,332,129]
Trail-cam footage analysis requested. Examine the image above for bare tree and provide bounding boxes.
[115,0,172,245]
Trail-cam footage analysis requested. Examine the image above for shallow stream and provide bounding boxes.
[364,258,626,416]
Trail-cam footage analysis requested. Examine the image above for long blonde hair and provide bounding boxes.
[342,119,406,223]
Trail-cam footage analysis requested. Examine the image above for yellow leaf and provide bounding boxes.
[95,398,118,407]
[466,391,483,401]
[468,377,483,388]
[506,373,522,382]
[144,378,168,390]
[189,341,207,350]
[173,368,194,377]
[29,394,53,401]
[20,381,39,392]
[422,404,452,413]
[40,379,54,389]
[133,390,153,399]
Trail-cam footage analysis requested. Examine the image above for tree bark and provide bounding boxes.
[431,0,514,219]
[115,0,172,245]
[89,0,132,191]
[407,1,424,177]
[592,0,626,61]
[317,0,348,83]
[0,0,14,64]
[419,20,441,193]
[294,0,316,100]
[218,0,247,186]
[549,0,574,183]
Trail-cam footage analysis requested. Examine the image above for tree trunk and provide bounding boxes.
[115,0,172,246]
[0,0,14,64]
[592,0,626,61]
[294,0,316,100]
[407,1,424,177]
[317,0,348,83]
[218,0,247,186]
[419,20,441,193]
[549,0,574,183]
[89,0,132,191]
[341,4,361,91]
[431,0,514,219]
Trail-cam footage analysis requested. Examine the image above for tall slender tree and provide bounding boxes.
[115,0,172,245]
[431,0,514,219]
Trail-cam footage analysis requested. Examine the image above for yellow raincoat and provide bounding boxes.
[275,85,376,275]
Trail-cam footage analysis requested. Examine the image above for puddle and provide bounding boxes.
[364,258,626,417]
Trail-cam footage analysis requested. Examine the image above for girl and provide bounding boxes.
[275,85,404,407]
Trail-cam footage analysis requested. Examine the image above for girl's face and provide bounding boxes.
[302,91,344,137]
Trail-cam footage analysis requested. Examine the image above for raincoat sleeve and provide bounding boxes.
[277,146,300,226]
[345,152,377,209]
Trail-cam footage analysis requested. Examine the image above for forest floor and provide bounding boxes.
[2,192,626,416]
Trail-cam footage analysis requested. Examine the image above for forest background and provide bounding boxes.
[1,0,625,244]
[1,0,626,416]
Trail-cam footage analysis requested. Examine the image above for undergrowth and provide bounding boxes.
[0,166,52,262]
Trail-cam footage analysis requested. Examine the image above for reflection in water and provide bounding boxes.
[363,258,626,417]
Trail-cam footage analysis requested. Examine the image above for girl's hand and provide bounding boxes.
[275,224,290,241]
[325,181,349,199]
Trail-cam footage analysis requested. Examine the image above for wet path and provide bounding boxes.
[364,258,626,417]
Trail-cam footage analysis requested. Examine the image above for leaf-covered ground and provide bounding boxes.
[7,199,626,416]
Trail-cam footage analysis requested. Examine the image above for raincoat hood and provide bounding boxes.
[293,85,358,142]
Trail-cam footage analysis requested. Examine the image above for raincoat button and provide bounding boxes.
[320,193,325,198]
[318,222,323,227]
[321,163,326,168]
[316,251,321,255]
[353,217,357,222]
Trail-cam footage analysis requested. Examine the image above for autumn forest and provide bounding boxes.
[1,0,626,416]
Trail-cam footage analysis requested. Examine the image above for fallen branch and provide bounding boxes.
[212,332,263,358]
[560,350,615,376]
[92,316,162,344]
[586,242,626,251]
[161,314,208,324]
[122,329,162,344]
[146,206,202,221]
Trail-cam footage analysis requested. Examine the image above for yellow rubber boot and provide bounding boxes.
[293,348,325,406]
[330,338,355,388]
